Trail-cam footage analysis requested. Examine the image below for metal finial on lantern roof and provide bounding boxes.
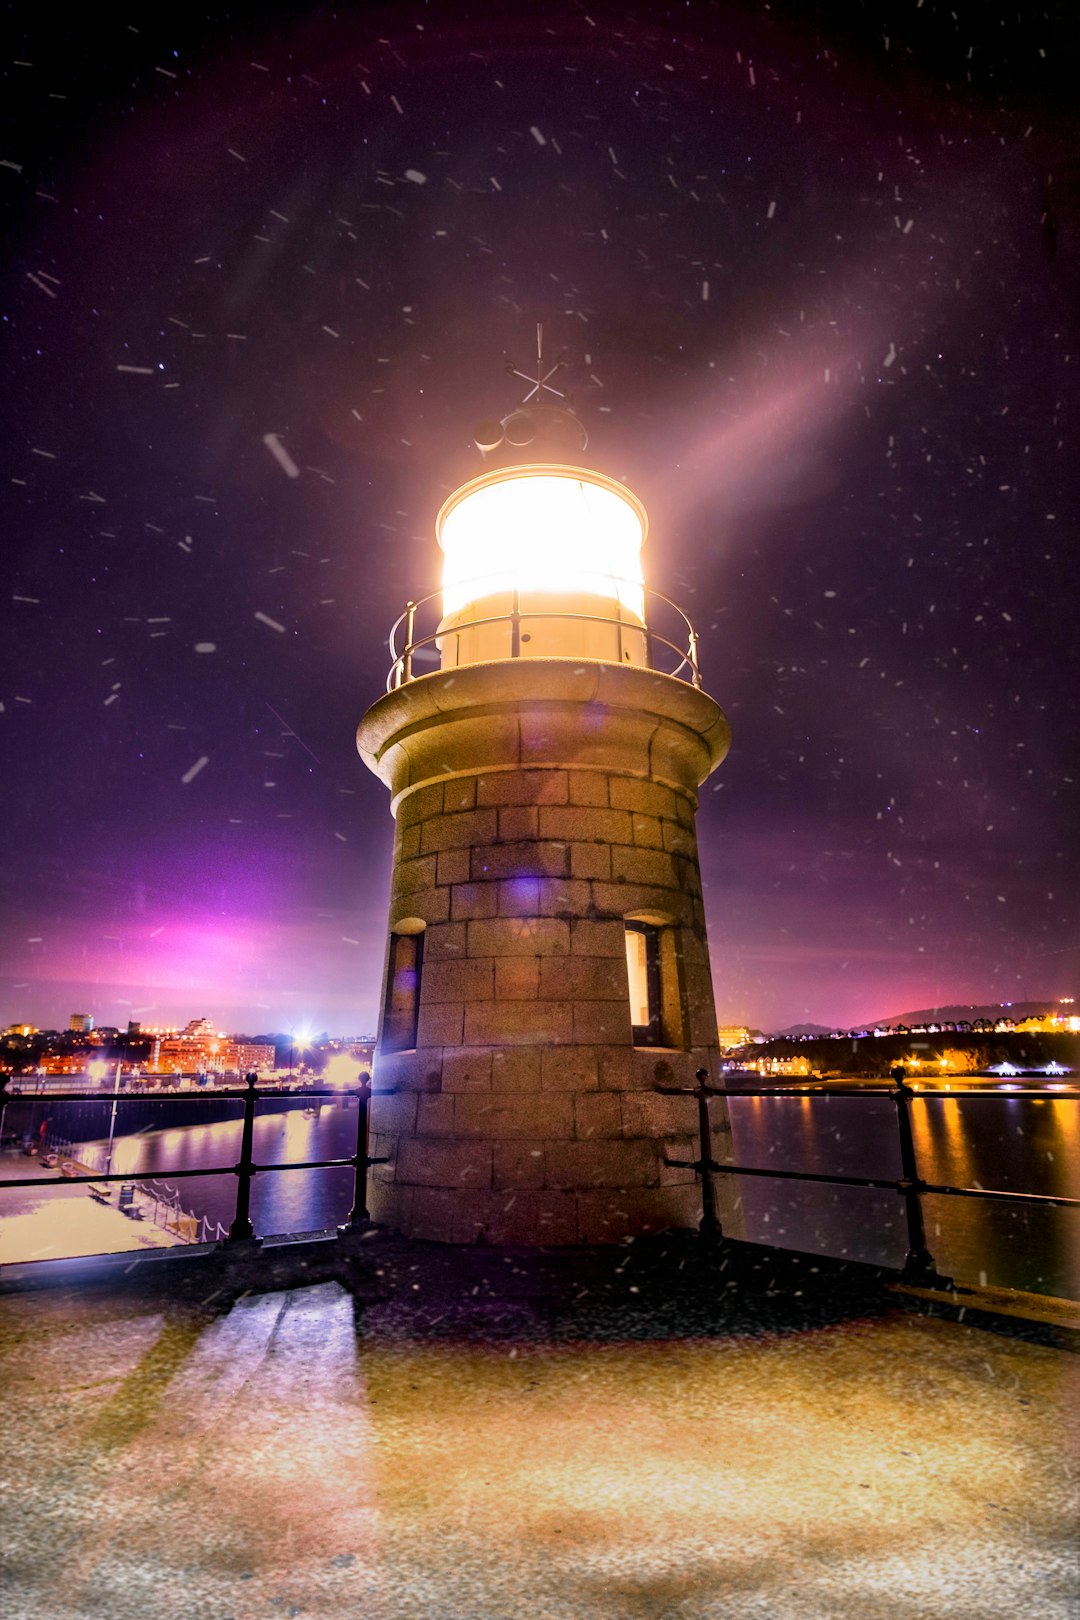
[477,325,585,459]
[505,322,568,404]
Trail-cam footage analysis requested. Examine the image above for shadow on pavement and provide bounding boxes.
[2,1227,1071,1350]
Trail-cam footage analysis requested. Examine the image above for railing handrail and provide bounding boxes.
[690,1082,1080,1100]
[385,580,703,692]
[0,1082,356,1104]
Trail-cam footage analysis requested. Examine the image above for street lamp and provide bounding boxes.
[89,1058,124,1178]
[288,1029,311,1084]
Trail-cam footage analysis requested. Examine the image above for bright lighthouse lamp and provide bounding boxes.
[435,465,649,669]
[438,466,646,617]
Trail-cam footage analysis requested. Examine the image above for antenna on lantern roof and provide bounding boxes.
[506,323,568,404]
[474,324,586,459]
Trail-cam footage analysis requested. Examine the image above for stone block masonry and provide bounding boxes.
[357,658,731,1245]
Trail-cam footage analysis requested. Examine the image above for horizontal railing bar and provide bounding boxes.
[0,1086,360,1105]
[397,613,675,660]
[658,1084,1080,1101]
[880,1088,1080,1100]
[658,1084,896,1098]
[401,610,680,645]
[918,1182,1080,1209]
[666,1159,899,1192]
[392,579,697,622]
[0,1167,240,1187]
[393,578,697,624]
[0,1153,364,1190]
[249,1156,359,1173]
[665,1156,1080,1209]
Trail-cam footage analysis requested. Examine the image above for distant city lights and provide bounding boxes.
[323,1052,364,1088]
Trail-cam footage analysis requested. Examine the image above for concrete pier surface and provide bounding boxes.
[0,1235,1076,1620]
[0,1156,187,1263]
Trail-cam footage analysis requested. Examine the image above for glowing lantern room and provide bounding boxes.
[435,422,649,669]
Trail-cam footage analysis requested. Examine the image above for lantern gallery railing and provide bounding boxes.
[662,1071,1080,1295]
[0,1073,386,1257]
[386,583,703,691]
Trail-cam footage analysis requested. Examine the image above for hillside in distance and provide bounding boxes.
[875,1000,1070,1028]
[773,1023,834,1038]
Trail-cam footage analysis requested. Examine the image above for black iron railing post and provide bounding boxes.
[890,1067,951,1287]
[227,1071,258,1243]
[402,599,416,685]
[694,1068,722,1244]
[341,1074,372,1232]
[510,587,521,658]
[688,625,701,688]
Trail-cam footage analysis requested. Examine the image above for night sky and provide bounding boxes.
[2,1,1077,1037]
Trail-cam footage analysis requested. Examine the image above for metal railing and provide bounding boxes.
[662,1069,1080,1291]
[386,582,702,690]
[0,1072,386,1257]
[6,1066,1075,1290]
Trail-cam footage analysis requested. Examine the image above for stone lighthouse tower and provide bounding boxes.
[357,352,731,1244]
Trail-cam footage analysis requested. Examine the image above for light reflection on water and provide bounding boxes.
[82,1099,358,1239]
[18,1089,1079,1295]
[722,1091,1079,1298]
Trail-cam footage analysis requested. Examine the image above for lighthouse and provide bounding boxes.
[357,348,732,1244]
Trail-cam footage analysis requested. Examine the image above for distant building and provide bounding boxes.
[749,1055,812,1077]
[1015,1010,1080,1034]
[68,1013,93,1033]
[235,1043,276,1074]
[181,1016,217,1039]
[718,1024,764,1050]
[154,1025,208,1073]
[150,1028,275,1076]
[38,1054,93,1074]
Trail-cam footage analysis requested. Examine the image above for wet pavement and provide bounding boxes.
[0,1233,1076,1620]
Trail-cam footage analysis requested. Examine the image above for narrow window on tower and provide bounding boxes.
[624,921,662,1046]
[381,926,424,1052]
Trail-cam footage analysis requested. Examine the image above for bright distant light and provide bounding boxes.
[438,469,646,619]
[88,1060,107,1083]
[324,1052,360,1088]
